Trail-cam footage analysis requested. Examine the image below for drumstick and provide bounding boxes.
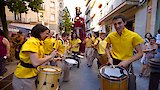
[111,64,115,69]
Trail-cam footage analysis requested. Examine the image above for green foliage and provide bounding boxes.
[0,0,43,37]
[28,0,43,12]
[6,0,43,13]
[7,0,28,14]
[62,7,72,33]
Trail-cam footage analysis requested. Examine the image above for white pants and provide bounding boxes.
[85,47,94,66]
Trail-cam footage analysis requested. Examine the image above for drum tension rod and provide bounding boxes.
[51,84,54,87]
[43,82,46,85]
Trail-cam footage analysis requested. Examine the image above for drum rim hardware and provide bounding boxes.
[99,66,128,81]
[37,66,62,74]
[65,58,78,64]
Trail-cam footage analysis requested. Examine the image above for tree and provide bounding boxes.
[62,7,72,34]
[0,0,43,37]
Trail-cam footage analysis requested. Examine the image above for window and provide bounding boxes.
[50,14,55,21]
[59,2,62,8]
[50,1,55,8]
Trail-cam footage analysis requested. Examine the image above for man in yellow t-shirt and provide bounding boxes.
[53,32,71,82]
[88,32,101,69]
[105,14,144,68]
[83,33,94,67]
[97,32,108,68]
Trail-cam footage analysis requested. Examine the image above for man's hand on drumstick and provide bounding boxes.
[107,57,115,68]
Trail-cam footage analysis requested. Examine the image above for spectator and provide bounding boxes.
[139,37,158,77]
[0,29,10,78]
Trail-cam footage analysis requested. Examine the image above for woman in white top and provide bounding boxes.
[139,37,158,77]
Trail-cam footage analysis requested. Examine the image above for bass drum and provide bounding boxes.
[99,65,128,90]
[37,66,62,90]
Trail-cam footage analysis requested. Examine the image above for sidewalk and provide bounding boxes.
[0,61,17,90]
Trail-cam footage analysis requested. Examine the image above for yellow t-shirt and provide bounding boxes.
[70,38,81,52]
[94,37,101,49]
[105,28,144,61]
[97,39,107,54]
[85,38,92,48]
[53,39,65,55]
[14,37,45,78]
[91,35,95,42]
[44,37,56,54]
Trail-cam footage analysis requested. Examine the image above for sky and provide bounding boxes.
[63,0,86,18]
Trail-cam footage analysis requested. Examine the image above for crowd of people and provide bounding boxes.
[0,14,160,90]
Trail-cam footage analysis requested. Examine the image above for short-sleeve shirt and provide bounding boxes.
[85,38,92,48]
[94,37,101,49]
[53,39,65,55]
[70,38,81,52]
[97,38,107,54]
[14,37,44,78]
[44,37,56,54]
[105,28,144,61]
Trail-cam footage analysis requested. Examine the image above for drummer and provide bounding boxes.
[91,32,102,69]
[53,32,71,82]
[96,32,108,68]
[12,24,58,90]
[105,14,144,69]
[43,31,56,65]
[82,33,94,67]
[70,32,82,68]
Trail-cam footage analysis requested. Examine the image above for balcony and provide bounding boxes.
[99,0,141,25]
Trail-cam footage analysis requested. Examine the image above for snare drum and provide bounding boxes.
[65,58,78,65]
[37,66,62,90]
[99,66,128,90]
[77,55,84,58]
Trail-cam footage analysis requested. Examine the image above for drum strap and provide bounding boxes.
[20,60,35,68]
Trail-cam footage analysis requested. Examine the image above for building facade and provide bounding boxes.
[85,0,160,38]
[5,0,64,33]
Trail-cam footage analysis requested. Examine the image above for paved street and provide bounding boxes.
[0,58,160,90]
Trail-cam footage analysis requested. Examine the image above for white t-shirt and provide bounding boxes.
[156,34,160,44]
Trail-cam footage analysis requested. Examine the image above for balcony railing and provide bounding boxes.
[101,0,140,19]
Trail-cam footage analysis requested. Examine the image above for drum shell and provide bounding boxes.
[99,66,128,90]
[149,58,160,72]
[99,75,128,90]
[37,66,62,90]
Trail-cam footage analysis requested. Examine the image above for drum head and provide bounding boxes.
[43,68,56,72]
[77,55,84,58]
[99,66,128,80]
[65,59,78,64]
[38,66,62,73]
